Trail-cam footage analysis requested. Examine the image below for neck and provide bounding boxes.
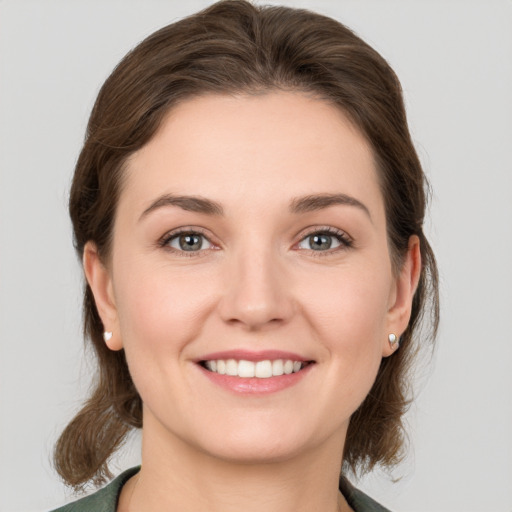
[122,418,350,512]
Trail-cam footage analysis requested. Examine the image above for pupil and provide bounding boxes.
[179,234,202,251]
[310,234,331,250]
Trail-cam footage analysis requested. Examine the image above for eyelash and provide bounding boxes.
[158,226,353,257]
[297,226,353,255]
[158,227,215,258]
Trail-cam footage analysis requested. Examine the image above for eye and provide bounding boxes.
[165,231,213,252]
[297,229,352,252]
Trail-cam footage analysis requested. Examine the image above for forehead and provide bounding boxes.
[121,91,384,222]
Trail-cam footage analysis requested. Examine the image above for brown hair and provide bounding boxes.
[55,0,439,488]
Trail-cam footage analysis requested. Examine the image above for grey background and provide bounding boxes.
[1,1,511,511]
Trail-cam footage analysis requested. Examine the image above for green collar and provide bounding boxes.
[51,466,391,512]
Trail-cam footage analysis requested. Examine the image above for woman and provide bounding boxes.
[52,1,438,511]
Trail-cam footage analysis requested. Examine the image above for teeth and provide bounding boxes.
[217,360,226,375]
[272,359,284,376]
[255,360,272,378]
[203,359,306,378]
[225,359,238,376]
[238,359,255,378]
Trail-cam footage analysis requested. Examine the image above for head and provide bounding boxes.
[55,0,439,488]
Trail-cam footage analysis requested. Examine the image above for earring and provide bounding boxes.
[103,331,113,342]
[388,333,399,349]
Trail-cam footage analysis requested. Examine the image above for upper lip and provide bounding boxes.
[195,350,312,363]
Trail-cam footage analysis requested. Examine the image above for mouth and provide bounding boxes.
[199,358,314,379]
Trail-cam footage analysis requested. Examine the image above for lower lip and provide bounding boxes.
[197,364,314,395]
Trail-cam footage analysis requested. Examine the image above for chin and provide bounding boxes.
[201,436,307,465]
[186,414,332,465]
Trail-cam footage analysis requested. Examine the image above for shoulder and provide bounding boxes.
[49,467,140,512]
[339,476,392,512]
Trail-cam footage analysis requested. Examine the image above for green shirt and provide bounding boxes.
[50,467,391,512]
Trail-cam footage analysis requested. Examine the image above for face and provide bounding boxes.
[86,92,417,464]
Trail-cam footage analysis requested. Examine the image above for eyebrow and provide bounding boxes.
[139,192,371,221]
[290,193,372,220]
[140,194,224,220]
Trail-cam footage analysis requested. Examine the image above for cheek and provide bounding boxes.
[113,260,216,360]
[298,263,391,400]
[300,263,391,344]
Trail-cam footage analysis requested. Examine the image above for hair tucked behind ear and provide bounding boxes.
[55,0,439,488]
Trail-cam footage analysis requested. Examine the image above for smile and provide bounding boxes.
[202,359,311,378]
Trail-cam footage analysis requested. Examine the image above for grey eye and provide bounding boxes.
[168,233,212,252]
[298,233,341,251]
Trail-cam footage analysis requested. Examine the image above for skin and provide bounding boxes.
[84,92,421,512]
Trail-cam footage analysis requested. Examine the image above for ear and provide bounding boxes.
[83,241,123,351]
[382,235,422,357]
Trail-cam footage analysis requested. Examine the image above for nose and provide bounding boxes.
[218,244,295,331]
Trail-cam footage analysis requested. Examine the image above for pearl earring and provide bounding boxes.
[388,333,399,349]
[103,331,113,342]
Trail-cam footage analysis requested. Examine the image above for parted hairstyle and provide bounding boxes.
[55,0,439,489]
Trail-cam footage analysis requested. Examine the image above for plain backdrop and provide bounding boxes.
[1,1,511,511]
